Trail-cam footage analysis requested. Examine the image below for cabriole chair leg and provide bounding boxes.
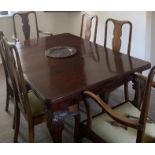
[28,124,34,143]
[14,108,20,142]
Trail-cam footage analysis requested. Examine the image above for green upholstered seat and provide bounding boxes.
[91,102,155,143]
[28,91,45,117]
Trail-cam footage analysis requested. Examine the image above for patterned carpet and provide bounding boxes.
[0,64,155,143]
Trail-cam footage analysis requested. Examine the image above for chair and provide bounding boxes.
[80,13,98,43]
[80,66,155,143]
[0,31,31,130]
[0,31,15,112]
[12,11,53,41]
[104,18,132,101]
[2,38,47,142]
[2,35,80,143]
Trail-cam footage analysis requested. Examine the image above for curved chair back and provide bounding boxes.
[80,13,98,43]
[0,31,9,80]
[104,18,132,56]
[0,31,15,94]
[3,39,32,119]
[137,66,155,142]
[12,11,39,41]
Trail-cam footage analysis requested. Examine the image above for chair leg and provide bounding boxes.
[5,86,10,112]
[28,124,35,143]
[74,113,81,142]
[12,95,18,129]
[14,107,20,142]
[124,83,129,101]
[12,107,16,129]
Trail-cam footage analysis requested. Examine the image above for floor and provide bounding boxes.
[0,64,155,143]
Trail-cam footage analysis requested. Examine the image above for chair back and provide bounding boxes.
[83,65,155,142]
[80,13,98,43]
[12,11,39,41]
[1,36,32,118]
[137,66,155,142]
[104,18,132,56]
[0,31,15,89]
[0,32,9,79]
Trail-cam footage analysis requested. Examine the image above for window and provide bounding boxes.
[0,11,16,17]
[0,11,9,15]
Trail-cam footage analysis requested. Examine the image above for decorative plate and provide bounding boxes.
[45,46,77,58]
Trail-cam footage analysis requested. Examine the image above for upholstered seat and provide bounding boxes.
[28,91,45,117]
[91,102,155,143]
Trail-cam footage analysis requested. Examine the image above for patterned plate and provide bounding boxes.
[45,46,77,58]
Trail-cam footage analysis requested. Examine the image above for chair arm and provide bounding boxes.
[134,72,155,88]
[83,91,141,129]
[38,30,53,36]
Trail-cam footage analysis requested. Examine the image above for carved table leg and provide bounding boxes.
[47,111,65,143]
[46,98,80,143]
[47,109,80,143]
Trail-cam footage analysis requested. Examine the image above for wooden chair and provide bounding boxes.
[12,11,53,41]
[80,66,155,143]
[0,31,15,112]
[80,13,98,43]
[3,36,80,143]
[0,31,31,129]
[104,18,132,101]
[3,39,47,142]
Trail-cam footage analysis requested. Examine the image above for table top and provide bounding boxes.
[17,33,151,109]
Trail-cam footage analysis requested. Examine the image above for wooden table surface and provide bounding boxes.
[17,33,151,142]
[18,33,150,107]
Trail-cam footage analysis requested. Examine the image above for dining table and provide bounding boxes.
[16,33,151,142]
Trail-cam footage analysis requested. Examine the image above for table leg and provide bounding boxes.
[99,92,109,103]
[47,111,65,143]
[47,109,80,143]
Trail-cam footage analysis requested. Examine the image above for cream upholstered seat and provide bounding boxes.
[80,67,155,143]
[91,102,155,143]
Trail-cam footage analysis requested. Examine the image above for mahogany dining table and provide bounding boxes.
[17,33,151,142]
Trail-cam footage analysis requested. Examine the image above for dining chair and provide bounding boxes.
[2,36,80,143]
[80,13,98,43]
[0,31,16,112]
[0,31,32,130]
[3,40,47,142]
[12,11,53,41]
[104,18,132,101]
[79,66,155,143]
